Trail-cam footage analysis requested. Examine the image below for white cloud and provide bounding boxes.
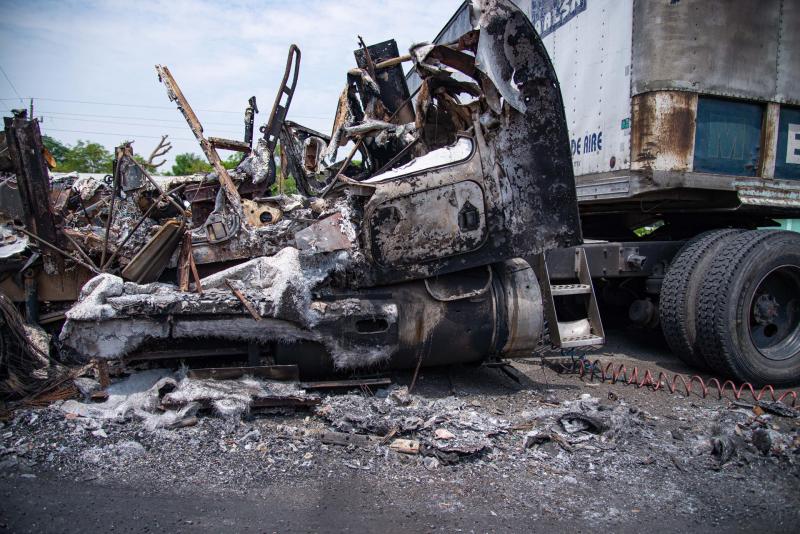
[0,0,461,167]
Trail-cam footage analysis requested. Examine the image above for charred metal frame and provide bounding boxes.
[4,112,61,271]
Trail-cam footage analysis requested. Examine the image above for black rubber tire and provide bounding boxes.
[697,230,800,386]
[659,229,743,370]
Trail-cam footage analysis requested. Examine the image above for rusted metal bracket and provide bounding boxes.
[177,231,202,293]
[225,279,261,320]
[155,65,242,208]
[260,44,301,153]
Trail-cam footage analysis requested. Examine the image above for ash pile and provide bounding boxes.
[1,362,799,525]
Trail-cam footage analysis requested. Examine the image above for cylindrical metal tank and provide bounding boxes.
[274,258,545,376]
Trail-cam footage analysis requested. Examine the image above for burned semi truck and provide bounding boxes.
[0,0,604,386]
[1,0,799,388]
[420,0,800,385]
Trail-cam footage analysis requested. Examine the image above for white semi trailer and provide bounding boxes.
[416,0,800,385]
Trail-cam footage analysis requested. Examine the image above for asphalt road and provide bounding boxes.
[1,470,792,534]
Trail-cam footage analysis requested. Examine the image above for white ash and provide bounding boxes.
[66,174,106,201]
[59,369,315,430]
[236,138,274,185]
[60,246,355,359]
[364,137,473,183]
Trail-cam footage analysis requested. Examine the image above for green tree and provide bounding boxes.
[222,153,242,170]
[42,135,69,165]
[133,154,149,167]
[59,140,114,173]
[168,152,242,175]
[170,153,212,175]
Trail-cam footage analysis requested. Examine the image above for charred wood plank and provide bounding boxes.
[209,137,251,153]
[300,378,391,390]
[319,431,380,447]
[250,396,320,409]
[161,394,318,412]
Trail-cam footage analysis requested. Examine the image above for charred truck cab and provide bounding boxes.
[1,1,603,380]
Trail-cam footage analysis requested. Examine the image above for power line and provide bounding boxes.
[39,109,244,128]
[40,114,243,136]
[0,96,331,120]
[0,66,24,106]
[3,96,237,113]
[41,127,198,142]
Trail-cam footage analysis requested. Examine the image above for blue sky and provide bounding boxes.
[0,0,460,169]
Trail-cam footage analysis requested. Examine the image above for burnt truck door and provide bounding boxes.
[357,0,582,288]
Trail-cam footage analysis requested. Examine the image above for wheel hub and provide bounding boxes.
[753,294,780,326]
[748,265,800,361]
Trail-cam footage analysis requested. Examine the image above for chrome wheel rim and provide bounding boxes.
[748,264,800,361]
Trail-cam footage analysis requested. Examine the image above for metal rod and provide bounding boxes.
[225,279,261,321]
[131,157,187,216]
[61,230,100,272]
[76,195,94,225]
[386,83,422,125]
[374,54,412,70]
[23,270,38,325]
[189,251,202,294]
[100,168,119,268]
[372,39,462,70]
[371,137,420,177]
[320,138,363,198]
[14,226,100,274]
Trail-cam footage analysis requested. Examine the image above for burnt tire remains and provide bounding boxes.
[659,229,742,370]
[697,230,800,386]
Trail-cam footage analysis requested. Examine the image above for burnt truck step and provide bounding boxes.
[535,247,606,350]
[551,284,592,296]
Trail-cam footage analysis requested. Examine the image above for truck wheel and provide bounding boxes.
[697,230,800,386]
[659,229,742,370]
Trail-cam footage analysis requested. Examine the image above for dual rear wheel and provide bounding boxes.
[660,229,800,386]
